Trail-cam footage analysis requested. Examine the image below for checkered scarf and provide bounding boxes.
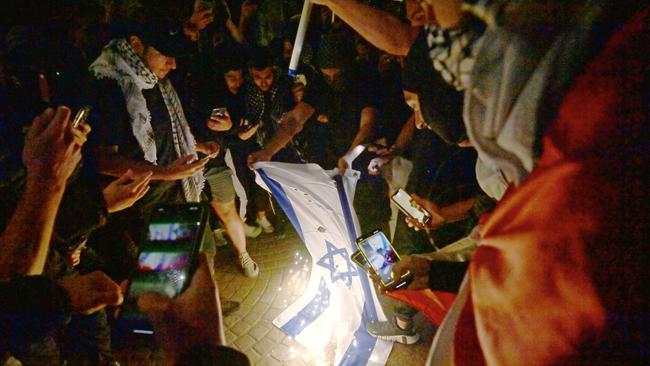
[424,20,485,91]
[89,39,204,202]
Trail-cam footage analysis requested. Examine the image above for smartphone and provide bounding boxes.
[117,204,209,335]
[391,189,431,225]
[351,250,370,271]
[211,107,228,119]
[356,229,411,288]
[72,105,92,128]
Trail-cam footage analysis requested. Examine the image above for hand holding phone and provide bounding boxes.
[211,107,228,119]
[391,189,431,225]
[356,230,412,289]
[117,204,208,335]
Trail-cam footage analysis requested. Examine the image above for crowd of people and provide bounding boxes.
[1,0,647,365]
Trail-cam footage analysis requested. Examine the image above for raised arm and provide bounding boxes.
[97,148,208,181]
[0,107,85,278]
[311,0,420,56]
[247,101,315,166]
[338,106,379,174]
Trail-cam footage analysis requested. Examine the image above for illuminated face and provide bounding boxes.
[320,68,343,84]
[403,90,428,130]
[250,67,274,92]
[224,69,244,95]
[142,46,176,80]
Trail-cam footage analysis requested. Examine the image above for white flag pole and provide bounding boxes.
[288,0,313,77]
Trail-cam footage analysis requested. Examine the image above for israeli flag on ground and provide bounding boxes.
[254,162,393,366]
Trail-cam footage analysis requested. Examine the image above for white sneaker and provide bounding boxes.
[239,252,259,278]
[256,216,274,233]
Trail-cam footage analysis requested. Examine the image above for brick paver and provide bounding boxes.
[215,221,435,365]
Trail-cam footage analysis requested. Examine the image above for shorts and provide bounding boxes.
[204,166,236,204]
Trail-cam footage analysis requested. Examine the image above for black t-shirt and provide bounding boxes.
[93,80,178,166]
[301,61,381,155]
[91,78,185,209]
[244,73,296,148]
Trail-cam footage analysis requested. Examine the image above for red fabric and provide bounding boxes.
[454,7,649,366]
[385,289,456,326]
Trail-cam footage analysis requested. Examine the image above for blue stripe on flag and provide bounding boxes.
[334,175,380,365]
[257,169,305,242]
[258,168,327,334]
[280,278,331,336]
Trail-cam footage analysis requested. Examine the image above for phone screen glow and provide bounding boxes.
[358,231,399,284]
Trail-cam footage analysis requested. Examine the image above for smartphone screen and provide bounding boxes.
[118,204,206,335]
[391,189,430,225]
[357,230,401,286]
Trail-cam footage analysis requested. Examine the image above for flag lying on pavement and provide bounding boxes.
[254,162,393,366]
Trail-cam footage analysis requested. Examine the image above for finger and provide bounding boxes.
[214,116,229,124]
[247,155,255,169]
[119,280,129,295]
[190,157,210,168]
[75,122,92,136]
[178,155,195,164]
[28,108,54,136]
[134,185,151,201]
[131,171,152,193]
[70,127,89,146]
[114,169,134,185]
[50,106,72,135]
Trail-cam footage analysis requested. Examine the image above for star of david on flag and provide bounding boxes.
[317,241,359,288]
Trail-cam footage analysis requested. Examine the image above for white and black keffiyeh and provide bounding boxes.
[425,21,485,91]
[89,39,204,202]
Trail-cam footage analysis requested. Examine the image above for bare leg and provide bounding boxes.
[211,200,247,256]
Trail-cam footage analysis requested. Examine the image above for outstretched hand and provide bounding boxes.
[103,169,152,213]
[161,155,209,181]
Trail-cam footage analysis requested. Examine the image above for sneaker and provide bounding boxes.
[213,228,229,247]
[256,216,274,233]
[366,320,420,344]
[243,223,263,238]
[239,252,259,278]
[221,300,240,317]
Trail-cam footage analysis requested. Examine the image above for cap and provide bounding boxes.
[133,22,191,58]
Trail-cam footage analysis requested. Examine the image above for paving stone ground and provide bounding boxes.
[216,221,435,366]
